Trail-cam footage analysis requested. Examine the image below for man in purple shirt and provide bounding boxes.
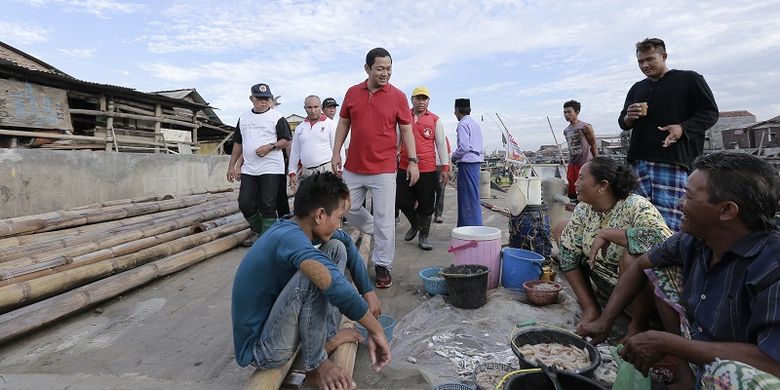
[452,98,484,227]
[579,152,780,388]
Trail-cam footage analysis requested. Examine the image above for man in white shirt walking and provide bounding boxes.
[288,95,342,192]
[226,83,292,239]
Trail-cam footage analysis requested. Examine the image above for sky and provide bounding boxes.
[3,0,780,152]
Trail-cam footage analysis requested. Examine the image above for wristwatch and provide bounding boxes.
[268,143,276,150]
[408,157,419,163]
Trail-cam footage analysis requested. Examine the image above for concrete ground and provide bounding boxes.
[0,186,536,390]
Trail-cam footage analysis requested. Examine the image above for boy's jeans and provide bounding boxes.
[251,240,346,371]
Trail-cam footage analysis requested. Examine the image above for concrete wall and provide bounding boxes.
[0,148,232,219]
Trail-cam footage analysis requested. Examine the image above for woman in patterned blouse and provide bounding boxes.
[558,156,672,341]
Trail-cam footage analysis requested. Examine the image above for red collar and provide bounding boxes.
[304,114,327,125]
[412,108,430,117]
[361,80,391,93]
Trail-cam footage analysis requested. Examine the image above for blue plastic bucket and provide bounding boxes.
[354,314,397,344]
[501,248,544,289]
[419,266,448,296]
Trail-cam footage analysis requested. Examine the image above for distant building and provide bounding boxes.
[286,114,306,132]
[533,144,564,163]
[721,115,780,150]
[593,134,625,157]
[153,88,235,154]
[706,110,756,150]
[0,41,231,154]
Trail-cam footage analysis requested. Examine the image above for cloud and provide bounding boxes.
[467,82,520,95]
[141,62,203,82]
[23,0,142,17]
[99,0,780,150]
[0,20,49,44]
[57,48,95,58]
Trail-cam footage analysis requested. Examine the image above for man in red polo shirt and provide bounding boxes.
[397,86,450,251]
[331,47,419,288]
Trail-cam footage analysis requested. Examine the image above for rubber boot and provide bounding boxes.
[403,213,418,241]
[242,214,264,247]
[246,213,265,233]
[418,215,433,251]
[261,217,277,234]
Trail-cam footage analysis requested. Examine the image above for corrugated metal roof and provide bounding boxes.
[719,110,755,117]
[0,41,68,76]
[154,88,225,125]
[155,89,193,100]
[0,59,208,110]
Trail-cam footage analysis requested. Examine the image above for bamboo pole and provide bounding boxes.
[0,203,240,279]
[114,102,156,116]
[191,108,199,149]
[328,232,373,378]
[126,105,206,125]
[0,229,251,344]
[0,193,217,239]
[67,195,162,211]
[0,198,237,263]
[192,213,244,233]
[0,195,204,238]
[0,227,190,286]
[546,116,567,167]
[330,319,359,377]
[154,104,162,154]
[245,349,300,390]
[106,99,116,152]
[69,108,200,129]
[0,129,106,144]
[0,221,248,312]
[0,192,237,249]
[113,98,156,113]
[0,208,184,250]
[95,128,199,147]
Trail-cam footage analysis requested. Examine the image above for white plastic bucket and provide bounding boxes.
[447,226,502,289]
[515,177,542,205]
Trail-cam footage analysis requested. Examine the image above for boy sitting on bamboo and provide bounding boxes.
[231,172,389,390]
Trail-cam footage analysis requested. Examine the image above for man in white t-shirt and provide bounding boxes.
[226,83,292,239]
[288,96,343,192]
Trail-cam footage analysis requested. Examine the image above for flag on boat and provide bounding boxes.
[501,126,529,164]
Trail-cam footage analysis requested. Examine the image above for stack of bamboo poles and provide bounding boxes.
[245,230,373,389]
[0,188,251,344]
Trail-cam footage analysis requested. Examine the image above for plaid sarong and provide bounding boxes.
[632,160,687,232]
[647,267,780,389]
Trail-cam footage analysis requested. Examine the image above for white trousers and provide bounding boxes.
[342,170,396,269]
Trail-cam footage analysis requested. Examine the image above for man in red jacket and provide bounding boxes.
[397,86,450,250]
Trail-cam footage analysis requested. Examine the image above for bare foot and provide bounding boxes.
[305,359,356,390]
[576,307,601,334]
[325,328,363,354]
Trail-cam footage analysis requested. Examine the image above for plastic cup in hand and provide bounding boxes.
[638,102,648,116]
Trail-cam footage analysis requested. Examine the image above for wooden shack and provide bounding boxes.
[0,41,233,154]
[720,115,780,150]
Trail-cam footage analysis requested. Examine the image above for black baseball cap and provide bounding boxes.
[251,83,273,98]
[322,97,339,107]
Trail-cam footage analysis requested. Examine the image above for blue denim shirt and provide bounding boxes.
[231,220,372,367]
[649,231,780,363]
